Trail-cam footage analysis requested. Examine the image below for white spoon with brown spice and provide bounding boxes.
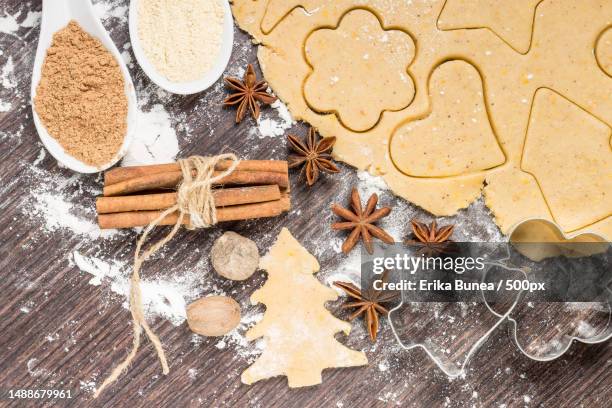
[31,0,136,173]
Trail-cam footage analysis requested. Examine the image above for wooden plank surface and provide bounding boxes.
[0,1,610,407]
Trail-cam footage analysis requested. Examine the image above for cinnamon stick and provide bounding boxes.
[103,170,289,197]
[98,199,289,229]
[104,160,288,185]
[96,185,281,214]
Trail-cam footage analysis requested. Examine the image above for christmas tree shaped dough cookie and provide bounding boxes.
[241,228,367,387]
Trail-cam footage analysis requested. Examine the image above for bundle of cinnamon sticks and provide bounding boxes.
[97,160,290,229]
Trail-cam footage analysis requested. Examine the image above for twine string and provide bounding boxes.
[94,154,239,398]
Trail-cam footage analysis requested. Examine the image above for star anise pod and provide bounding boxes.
[332,188,394,254]
[334,271,398,342]
[223,64,277,123]
[404,219,455,256]
[287,127,339,186]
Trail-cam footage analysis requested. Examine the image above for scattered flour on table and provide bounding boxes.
[324,248,362,294]
[0,7,38,110]
[0,12,20,35]
[121,48,133,68]
[219,311,265,361]
[121,104,179,166]
[72,252,204,326]
[378,360,390,372]
[27,358,50,377]
[92,0,128,22]
[0,9,41,35]
[32,148,46,166]
[187,368,199,380]
[2,57,17,89]
[0,57,18,113]
[356,170,389,198]
[20,10,41,28]
[249,99,295,138]
[32,192,116,240]
[72,252,124,286]
[24,165,120,240]
[575,320,598,338]
[80,380,97,394]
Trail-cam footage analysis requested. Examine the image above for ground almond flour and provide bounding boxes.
[34,21,127,167]
[137,0,225,83]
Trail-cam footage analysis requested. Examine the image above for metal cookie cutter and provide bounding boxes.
[387,246,526,378]
[484,218,612,362]
[388,218,611,376]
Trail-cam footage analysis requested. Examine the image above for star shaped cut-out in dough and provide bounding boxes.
[438,0,543,53]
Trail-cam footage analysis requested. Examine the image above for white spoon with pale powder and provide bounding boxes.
[129,0,234,95]
[31,0,137,173]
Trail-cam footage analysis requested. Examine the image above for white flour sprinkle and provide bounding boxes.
[324,252,361,293]
[0,12,19,35]
[121,104,179,166]
[253,99,295,138]
[0,7,40,36]
[32,192,115,240]
[32,148,46,166]
[80,380,97,394]
[187,368,199,380]
[121,49,133,67]
[575,320,597,338]
[72,252,204,326]
[356,170,388,198]
[21,11,41,28]
[378,360,389,372]
[216,311,265,361]
[0,55,17,111]
[27,358,49,377]
[1,57,17,89]
[93,0,128,22]
[73,252,123,286]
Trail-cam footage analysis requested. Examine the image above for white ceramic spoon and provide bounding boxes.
[31,0,137,173]
[129,0,234,95]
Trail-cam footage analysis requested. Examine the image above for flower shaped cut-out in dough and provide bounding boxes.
[304,9,416,132]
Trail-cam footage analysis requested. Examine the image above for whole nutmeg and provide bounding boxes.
[186,296,241,336]
[211,231,259,281]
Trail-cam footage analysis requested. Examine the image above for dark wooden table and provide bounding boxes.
[0,1,610,407]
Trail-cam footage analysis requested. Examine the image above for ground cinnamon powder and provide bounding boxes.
[34,21,127,167]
